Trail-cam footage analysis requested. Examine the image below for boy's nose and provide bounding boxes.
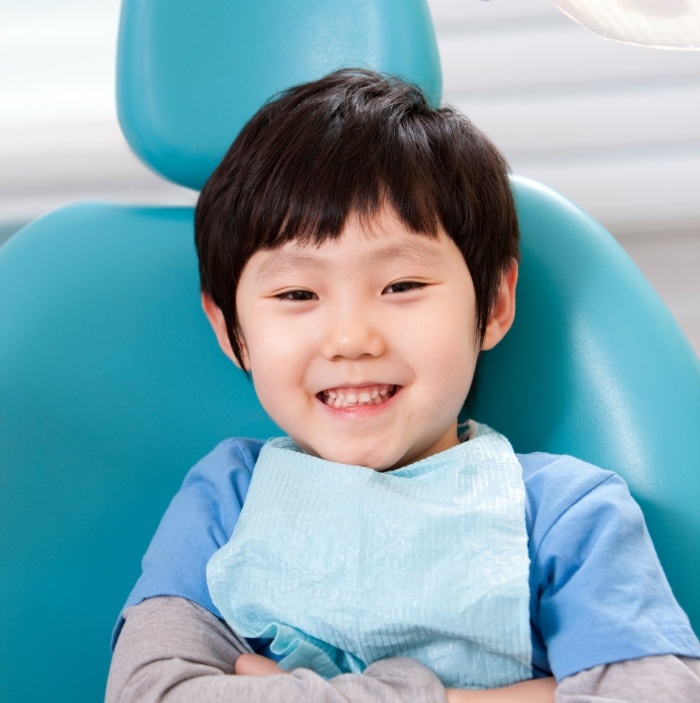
[320,307,386,360]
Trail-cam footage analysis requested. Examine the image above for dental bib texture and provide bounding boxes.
[206,424,532,688]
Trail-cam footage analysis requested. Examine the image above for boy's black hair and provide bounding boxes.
[195,68,519,368]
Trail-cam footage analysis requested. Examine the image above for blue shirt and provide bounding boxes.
[114,438,700,681]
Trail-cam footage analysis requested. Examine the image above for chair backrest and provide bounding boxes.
[475,175,700,637]
[1,2,698,702]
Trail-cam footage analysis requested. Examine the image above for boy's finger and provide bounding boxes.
[235,652,287,676]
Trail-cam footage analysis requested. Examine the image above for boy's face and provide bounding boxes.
[205,207,515,471]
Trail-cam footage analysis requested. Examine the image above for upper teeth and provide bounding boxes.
[321,385,393,408]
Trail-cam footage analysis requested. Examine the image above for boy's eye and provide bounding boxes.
[275,290,317,302]
[383,281,427,294]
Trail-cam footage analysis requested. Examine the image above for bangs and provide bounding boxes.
[260,157,443,250]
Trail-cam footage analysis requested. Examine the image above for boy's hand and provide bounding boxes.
[235,653,288,677]
[234,654,556,702]
[446,677,555,702]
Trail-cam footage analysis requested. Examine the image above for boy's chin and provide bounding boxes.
[306,436,460,472]
[316,451,411,472]
[299,441,403,471]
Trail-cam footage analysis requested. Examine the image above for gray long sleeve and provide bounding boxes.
[555,654,700,702]
[105,596,447,703]
[106,596,700,703]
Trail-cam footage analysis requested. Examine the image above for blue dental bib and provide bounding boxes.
[207,423,532,688]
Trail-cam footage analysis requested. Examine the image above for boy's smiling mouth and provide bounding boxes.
[318,384,398,409]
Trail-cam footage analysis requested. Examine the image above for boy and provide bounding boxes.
[107,70,700,702]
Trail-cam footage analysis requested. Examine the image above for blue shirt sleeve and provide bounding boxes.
[520,452,700,681]
[111,438,263,649]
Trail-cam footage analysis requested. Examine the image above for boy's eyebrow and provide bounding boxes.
[363,239,444,268]
[255,253,326,280]
[255,237,444,280]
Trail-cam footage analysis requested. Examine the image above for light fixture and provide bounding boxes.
[550,0,700,49]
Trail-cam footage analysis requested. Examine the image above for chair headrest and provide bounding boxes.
[116,0,442,191]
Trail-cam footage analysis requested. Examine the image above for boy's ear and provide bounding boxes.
[201,294,249,370]
[481,262,518,351]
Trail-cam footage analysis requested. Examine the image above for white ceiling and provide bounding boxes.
[2,0,700,240]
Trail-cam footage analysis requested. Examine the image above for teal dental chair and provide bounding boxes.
[0,1,697,702]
